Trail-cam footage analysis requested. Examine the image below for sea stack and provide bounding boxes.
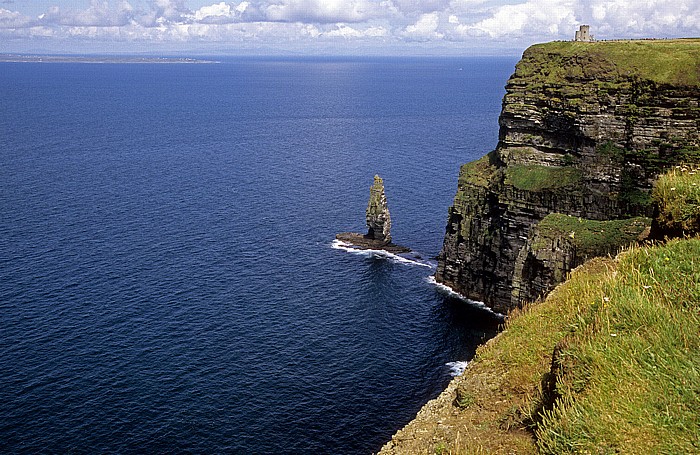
[366,175,392,244]
[336,175,410,253]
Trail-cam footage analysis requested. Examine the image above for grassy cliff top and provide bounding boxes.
[516,38,700,86]
[442,166,700,452]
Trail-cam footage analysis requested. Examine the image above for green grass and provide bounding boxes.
[442,256,621,453]
[458,151,499,188]
[534,238,700,453]
[505,164,582,192]
[535,214,650,258]
[652,164,700,234]
[518,39,700,86]
[454,238,700,453]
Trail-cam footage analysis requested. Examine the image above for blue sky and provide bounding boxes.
[1,0,699,55]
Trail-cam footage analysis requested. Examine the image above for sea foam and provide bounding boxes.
[445,360,469,377]
[331,239,435,268]
[426,276,505,318]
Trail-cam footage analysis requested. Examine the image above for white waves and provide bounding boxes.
[331,239,435,268]
[445,360,469,377]
[426,276,505,318]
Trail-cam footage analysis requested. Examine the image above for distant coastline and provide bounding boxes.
[0,54,218,64]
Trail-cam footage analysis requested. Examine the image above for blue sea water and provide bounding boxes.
[0,56,516,453]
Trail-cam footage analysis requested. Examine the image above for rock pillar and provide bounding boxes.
[366,175,392,244]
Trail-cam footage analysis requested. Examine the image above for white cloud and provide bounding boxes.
[190,1,255,23]
[264,0,382,23]
[153,0,189,21]
[466,0,577,38]
[301,23,321,37]
[1,0,699,53]
[31,1,141,27]
[0,7,30,28]
[324,23,388,38]
[581,0,700,38]
[194,2,232,21]
[403,12,444,40]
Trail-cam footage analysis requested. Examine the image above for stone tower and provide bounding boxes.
[575,25,593,42]
[366,175,392,244]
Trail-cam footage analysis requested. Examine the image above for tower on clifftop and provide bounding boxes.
[575,25,593,42]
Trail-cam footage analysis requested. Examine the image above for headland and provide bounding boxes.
[0,54,218,64]
[381,38,700,454]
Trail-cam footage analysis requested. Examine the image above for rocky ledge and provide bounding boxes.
[335,232,411,253]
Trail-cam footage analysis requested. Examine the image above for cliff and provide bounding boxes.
[380,39,700,455]
[436,39,700,313]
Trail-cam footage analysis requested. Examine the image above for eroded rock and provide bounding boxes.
[366,175,392,244]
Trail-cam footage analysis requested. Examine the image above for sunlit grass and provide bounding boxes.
[652,164,700,235]
[505,164,582,192]
[447,238,700,453]
[534,214,650,257]
[534,238,700,453]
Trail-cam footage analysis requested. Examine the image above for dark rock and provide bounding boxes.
[335,232,411,254]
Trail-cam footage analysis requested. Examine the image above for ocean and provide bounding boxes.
[0,56,516,453]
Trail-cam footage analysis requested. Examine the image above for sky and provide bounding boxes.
[1,0,699,55]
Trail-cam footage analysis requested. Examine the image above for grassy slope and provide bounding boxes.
[445,238,700,454]
[534,238,700,453]
[406,40,700,453]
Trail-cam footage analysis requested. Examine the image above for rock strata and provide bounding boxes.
[337,175,410,253]
[366,175,392,243]
[436,39,700,314]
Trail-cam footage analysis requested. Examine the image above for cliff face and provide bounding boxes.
[436,39,700,313]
